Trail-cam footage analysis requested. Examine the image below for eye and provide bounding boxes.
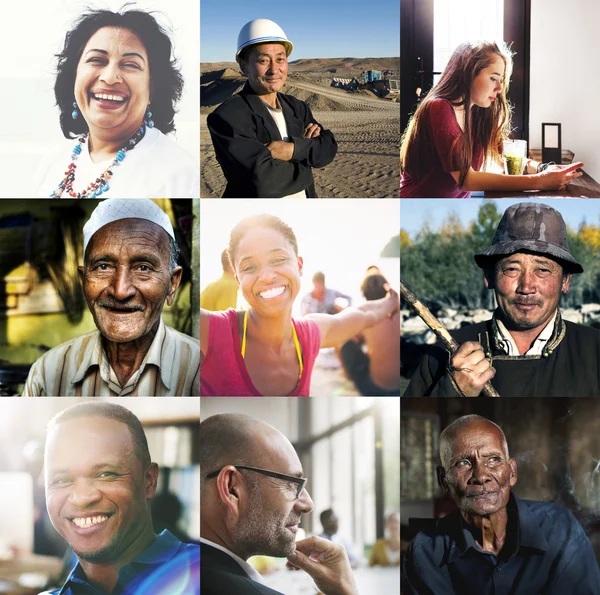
[242,265,256,273]
[488,456,502,463]
[52,477,71,486]
[455,459,470,468]
[92,263,111,271]
[273,257,288,265]
[97,471,117,478]
[123,62,141,70]
[87,57,106,64]
[137,264,153,272]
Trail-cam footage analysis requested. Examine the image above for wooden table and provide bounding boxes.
[484,149,600,198]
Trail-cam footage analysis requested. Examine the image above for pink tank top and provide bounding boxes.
[200,309,321,396]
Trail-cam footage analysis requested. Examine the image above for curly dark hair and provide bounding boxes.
[227,214,298,270]
[55,7,183,138]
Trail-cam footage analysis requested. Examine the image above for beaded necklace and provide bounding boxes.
[49,124,146,199]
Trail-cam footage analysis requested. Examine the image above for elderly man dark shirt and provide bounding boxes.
[403,493,600,595]
[403,415,600,595]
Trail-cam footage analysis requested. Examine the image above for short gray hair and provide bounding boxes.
[439,414,509,470]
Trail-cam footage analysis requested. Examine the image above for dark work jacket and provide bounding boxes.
[403,316,600,397]
[200,542,284,595]
[207,83,337,198]
[403,494,600,595]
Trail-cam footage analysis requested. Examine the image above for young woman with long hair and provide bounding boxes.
[400,41,583,198]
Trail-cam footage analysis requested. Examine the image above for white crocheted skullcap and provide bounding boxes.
[83,199,175,253]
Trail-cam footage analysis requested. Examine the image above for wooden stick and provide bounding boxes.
[401,280,500,398]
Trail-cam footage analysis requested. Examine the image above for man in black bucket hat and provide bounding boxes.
[404,202,600,397]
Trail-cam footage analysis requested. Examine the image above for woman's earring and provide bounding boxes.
[71,102,79,120]
[145,106,154,128]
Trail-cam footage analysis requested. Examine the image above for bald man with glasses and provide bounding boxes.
[200,413,359,595]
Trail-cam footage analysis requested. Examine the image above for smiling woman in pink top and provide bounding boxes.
[400,41,583,198]
[200,214,399,396]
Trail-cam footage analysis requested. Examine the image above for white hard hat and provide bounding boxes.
[236,19,293,62]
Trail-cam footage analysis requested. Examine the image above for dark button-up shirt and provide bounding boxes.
[41,530,199,595]
[403,494,600,594]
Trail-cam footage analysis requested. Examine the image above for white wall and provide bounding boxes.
[200,398,300,442]
[529,0,600,180]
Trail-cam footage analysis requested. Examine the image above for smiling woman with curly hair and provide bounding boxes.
[35,8,198,198]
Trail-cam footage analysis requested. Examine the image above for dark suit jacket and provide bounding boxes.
[200,542,284,595]
[207,82,337,198]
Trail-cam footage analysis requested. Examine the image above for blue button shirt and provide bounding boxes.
[403,494,600,595]
[42,530,199,595]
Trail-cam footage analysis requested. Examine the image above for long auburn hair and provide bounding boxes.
[400,41,514,188]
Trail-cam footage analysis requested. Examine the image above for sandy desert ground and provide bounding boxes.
[200,63,400,198]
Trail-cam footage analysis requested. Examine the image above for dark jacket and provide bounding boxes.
[207,83,337,198]
[200,541,284,595]
[403,494,600,595]
[404,314,600,397]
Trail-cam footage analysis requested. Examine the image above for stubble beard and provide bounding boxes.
[232,486,298,558]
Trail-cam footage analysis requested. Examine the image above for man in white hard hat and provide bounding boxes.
[22,199,200,396]
[207,19,337,198]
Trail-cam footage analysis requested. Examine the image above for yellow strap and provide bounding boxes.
[241,309,303,377]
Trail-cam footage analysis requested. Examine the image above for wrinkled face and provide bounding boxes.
[83,219,182,343]
[440,421,517,517]
[45,417,155,563]
[241,43,288,95]
[74,26,150,139]
[232,434,313,557]
[485,252,570,332]
[470,56,504,108]
[233,227,302,317]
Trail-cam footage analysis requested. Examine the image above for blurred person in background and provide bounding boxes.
[403,415,600,595]
[300,272,353,316]
[200,413,359,595]
[340,271,400,396]
[369,512,400,567]
[318,508,361,567]
[41,401,199,594]
[200,249,239,311]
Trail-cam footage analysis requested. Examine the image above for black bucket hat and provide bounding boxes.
[474,202,583,274]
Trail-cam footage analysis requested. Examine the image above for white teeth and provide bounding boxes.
[94,93,125,102]
[72,515,108,528]
[259,286,286,299]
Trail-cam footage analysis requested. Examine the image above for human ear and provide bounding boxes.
[145,463,159,499]
[561,273,571,294]
[508,458,518,487]
[216,467,243,518]
[166,266,183,306]
[437,465,449,493]
[298,256,304,277]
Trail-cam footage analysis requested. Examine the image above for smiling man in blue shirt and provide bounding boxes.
[403,415,600,595]
[40,402,199,595]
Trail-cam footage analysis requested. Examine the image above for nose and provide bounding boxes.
[468,460,492,485]
[516,269,536,294]
[257,264,277,283]
[99,62,121,85]
[295,488,314,513]
[107,267,137,301]
[68,478,102,507]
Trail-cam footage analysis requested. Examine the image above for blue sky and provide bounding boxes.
[200,0,400,62]
[401,199,600,237]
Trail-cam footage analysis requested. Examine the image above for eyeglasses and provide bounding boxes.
[205,465,308,499]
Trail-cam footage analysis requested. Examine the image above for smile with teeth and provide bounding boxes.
[92,93,126,103]
[259,286,286,299]
[71,515,110,528]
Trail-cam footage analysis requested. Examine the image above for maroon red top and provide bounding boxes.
[200,308,321,396]
[400,98,484,198]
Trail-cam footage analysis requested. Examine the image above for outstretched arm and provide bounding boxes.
[307,287,399,349]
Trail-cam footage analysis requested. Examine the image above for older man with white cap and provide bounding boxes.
[207,18,337,198]
[23,198,199,396]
